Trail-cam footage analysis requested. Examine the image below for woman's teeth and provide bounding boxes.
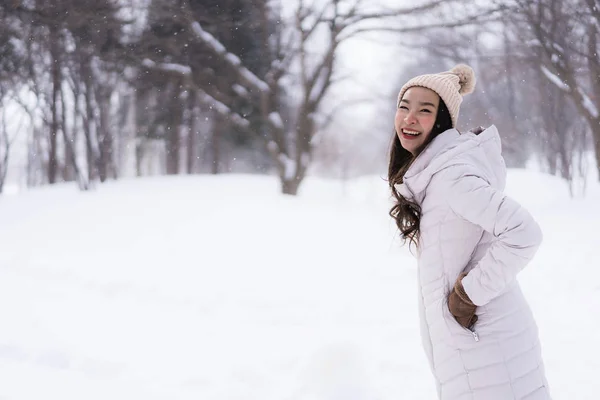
[404,130,420,136]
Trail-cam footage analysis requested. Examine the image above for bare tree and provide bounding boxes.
[141,0,502,194]
[511,0,600,181]
[9,0,127,188]
[1,0,517,193]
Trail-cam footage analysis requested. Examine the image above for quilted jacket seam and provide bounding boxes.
[521,377,547,399]
[498,337,517,397]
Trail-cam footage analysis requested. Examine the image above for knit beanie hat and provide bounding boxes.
[397,64,476,128]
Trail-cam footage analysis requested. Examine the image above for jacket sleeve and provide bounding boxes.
[441,164,543,306]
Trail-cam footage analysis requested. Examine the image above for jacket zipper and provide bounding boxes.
[469,328,479,342]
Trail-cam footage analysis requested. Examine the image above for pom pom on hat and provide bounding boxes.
[450,64,476,95]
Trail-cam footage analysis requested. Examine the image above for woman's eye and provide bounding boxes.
[421,109,431,113]
[399,106,408,110]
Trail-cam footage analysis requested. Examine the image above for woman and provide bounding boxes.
[388,64,551,399]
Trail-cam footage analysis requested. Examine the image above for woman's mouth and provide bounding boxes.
[402,129,421,139]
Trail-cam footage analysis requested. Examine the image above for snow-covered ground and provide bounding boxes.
[0,171,598,399]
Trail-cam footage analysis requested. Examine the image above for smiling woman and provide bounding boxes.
[395,87,441,155]
[387,65,551,400]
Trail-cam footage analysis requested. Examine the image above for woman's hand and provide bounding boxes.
[448,273,478,329]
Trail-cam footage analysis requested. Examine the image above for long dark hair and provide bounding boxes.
[388,99,453,249]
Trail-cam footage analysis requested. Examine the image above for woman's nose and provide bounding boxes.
[404,111,417,125]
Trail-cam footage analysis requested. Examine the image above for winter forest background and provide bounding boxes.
[1,1,600,399]
[0,0,599,196]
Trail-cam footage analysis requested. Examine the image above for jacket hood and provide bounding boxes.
[395,125,506,201]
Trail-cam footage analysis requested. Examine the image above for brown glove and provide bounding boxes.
[448,273,478,329]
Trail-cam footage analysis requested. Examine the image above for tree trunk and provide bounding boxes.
[211,112,221,175]
[0,129,9,194]
[120,91,137,178]
[60,79,76,182]
[166,94,182,175]
[281,178,301,195]
[27,126,44,187]
[135,143,142,177]
[48,24,61,184]
[592,126,600,180]
[281,111,312,196]
[97,90,114,182]
[61,87,89,191]
[186,91,197,174]
[83,61,97,182]
[503,22,528,168]
[186,123,197,174]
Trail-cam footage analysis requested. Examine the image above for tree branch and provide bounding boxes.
[338,5,507,42]
[141,58,254,132]
[198,91,251,131]
[188,21,269,94]
[341,0,451,26]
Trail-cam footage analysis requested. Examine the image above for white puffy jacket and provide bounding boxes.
[396,126,551,399]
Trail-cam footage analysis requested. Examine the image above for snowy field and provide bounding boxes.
[0,170,599,399]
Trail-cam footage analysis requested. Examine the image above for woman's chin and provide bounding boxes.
[400,141,419,155]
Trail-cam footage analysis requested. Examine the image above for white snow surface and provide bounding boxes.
[0,171,599,399]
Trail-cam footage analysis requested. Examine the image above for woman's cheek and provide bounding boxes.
[394,112,404,128]
[425,115,435,128]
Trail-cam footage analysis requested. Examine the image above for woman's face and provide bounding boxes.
[395,87,440,155]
